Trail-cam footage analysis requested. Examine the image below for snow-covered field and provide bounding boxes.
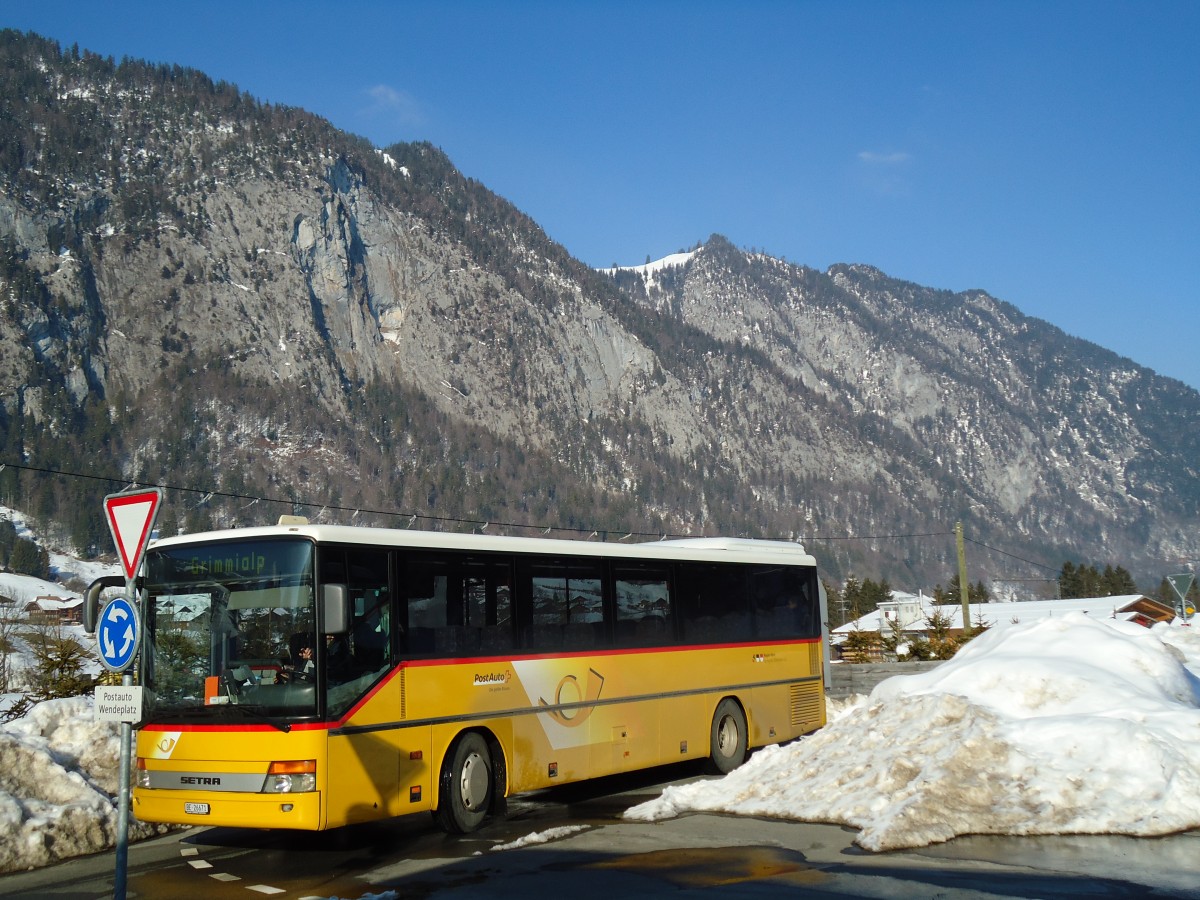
[4,506,1200,872]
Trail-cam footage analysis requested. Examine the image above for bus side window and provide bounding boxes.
[525,560,603,651]
[402,555,515,657]
[344,549,392,673]
[677,563,753,643]
[404,559,447,656]
[462,558,514,654]
[613,566,672,648]
[750,565,819,640]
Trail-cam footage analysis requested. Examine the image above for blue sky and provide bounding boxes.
[6,2,1199,389]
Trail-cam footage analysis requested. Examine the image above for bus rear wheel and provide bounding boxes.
[435,732,493,834]
[708,698,748,774]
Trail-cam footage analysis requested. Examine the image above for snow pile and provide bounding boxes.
[627,613,1200,851]
[0,697,164,873]
[489,825,590,851]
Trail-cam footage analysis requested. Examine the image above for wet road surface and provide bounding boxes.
[3,761,1199,898]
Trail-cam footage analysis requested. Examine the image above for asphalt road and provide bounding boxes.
[3,761,1199,899]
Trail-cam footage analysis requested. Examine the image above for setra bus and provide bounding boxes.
[123,520,827,832]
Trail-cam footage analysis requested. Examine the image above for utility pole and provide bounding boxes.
[956,521,971,637]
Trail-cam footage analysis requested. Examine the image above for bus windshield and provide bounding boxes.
[143,538,318,721]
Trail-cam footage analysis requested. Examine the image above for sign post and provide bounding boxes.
[100,488,162,900]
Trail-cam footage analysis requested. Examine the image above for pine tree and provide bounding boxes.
[24,623,94,701]
[1059,561,1080,598]
[947,573,989,603]
[823,579,846,627]
[1102,565,1138,596]
[924,609,960,660]
[842,576,863,618]
[8,537,49,579]
[1062,561,1137,598]
[0,519,16,567]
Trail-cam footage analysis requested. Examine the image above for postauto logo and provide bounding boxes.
[473,670,512,686]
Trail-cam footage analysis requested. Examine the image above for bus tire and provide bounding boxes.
[435,732,493,834]
[708,698,748,774]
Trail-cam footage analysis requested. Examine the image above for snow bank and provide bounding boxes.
[0,697,165,873]
[627,614,1200,851]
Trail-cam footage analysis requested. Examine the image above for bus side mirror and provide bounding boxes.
[322,583,350,634]
[84,576,126,634]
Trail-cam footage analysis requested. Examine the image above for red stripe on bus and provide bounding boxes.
[399,636,820,668]
[140,636,821,732]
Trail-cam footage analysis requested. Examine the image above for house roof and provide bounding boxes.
[25,595,83,611]
[832,594,1174,640]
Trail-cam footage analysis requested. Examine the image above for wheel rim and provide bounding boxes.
[459,750,489,811]
[717,714,739,759]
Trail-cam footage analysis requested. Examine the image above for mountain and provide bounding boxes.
[1,30,1197,594]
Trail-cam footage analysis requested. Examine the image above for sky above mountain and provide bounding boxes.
[4,1,1198,389]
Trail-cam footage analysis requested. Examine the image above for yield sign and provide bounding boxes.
[104,489,163,580]
[1167,573,1195,604]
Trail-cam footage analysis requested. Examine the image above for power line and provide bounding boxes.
[0,460,671,540]
[804,531,953,542]
[962,536,1060,573]
[0,459,1117,577]
[0,461,963,547]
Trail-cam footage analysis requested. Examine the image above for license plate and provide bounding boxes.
[184,802,210,815]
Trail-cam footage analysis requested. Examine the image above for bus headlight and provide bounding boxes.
[263,760,316,793]
[135,758,150,789]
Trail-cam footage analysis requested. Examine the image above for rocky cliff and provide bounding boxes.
[1,30,1197,592]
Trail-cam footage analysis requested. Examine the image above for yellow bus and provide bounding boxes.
[130,521,827,832]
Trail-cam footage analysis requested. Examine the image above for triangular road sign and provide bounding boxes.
[104,489,163,580]
[1167,573,1195,604]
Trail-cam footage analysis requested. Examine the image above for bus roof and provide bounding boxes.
[148,523,817,567]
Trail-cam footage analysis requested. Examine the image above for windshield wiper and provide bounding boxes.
[146,710,207,724]
[144,705,220,724]
[145,703,293,733]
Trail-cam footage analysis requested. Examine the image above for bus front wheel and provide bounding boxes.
[708,699,748,774]
[435,732,493,834]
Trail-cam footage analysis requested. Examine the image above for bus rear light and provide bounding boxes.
[263,760,316,794]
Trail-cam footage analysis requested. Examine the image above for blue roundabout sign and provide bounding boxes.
[96,595,141,673]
